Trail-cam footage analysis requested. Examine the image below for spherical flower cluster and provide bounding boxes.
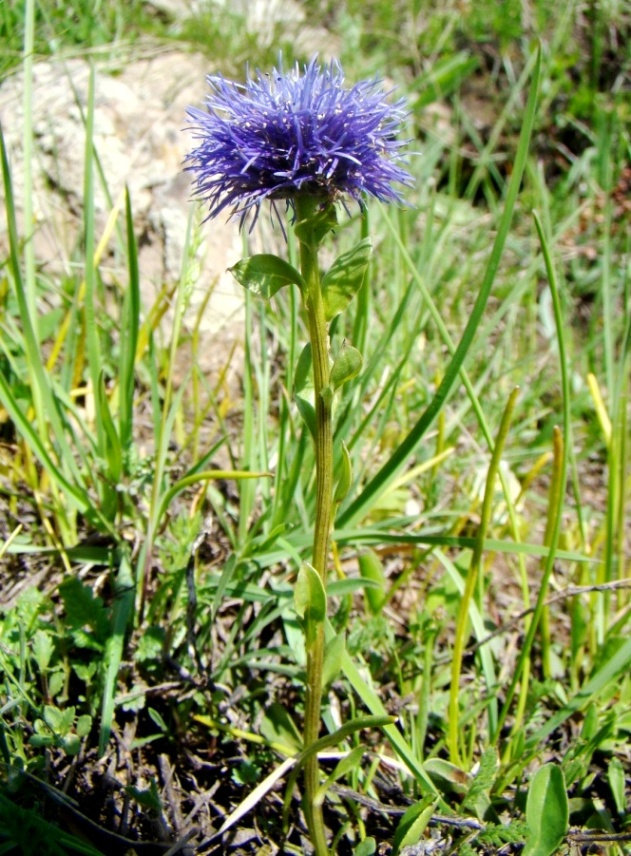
[186,57,411,228]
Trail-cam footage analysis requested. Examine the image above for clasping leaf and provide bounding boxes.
[331,343,363,390]
[334,441,353,503]
[230,254,304,299]
[295,563,326,646]
[322,238,372,320]
[294,343,312,394]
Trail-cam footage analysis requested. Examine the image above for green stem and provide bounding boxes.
[295,195,333,856]
[447,386,519,764]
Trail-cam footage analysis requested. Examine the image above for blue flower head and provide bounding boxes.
[186,57,411,229]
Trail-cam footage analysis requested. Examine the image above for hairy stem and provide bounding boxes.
[296,195,333,856]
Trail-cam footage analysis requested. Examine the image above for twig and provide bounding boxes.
[468,577,631,654]
[162,829,199,856]
[158,753,184,832]
[24,771,174,854]
[568,828,631,844]
[330,784,484,830]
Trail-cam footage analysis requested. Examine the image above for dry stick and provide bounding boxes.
[330,784,483,829]
[332,785,631,848]
[568,830,631,844]
[24,772,176,854]
[468,577,631,655]
[414,578,631,675]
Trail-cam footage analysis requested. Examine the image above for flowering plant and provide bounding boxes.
[187,57,410,854]
[186,57,410,227]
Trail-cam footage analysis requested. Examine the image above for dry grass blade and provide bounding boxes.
[208,756,296,842]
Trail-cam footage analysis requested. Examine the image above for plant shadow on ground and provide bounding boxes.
[1,0,631,854]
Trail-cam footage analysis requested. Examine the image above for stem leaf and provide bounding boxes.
[294,342,312,394]
[295,563,326,645]
[315,744,365,804]
[334,441,353,503]
[322,632,345,687]
[295,394,316,440]
[230,254,304,298]
[295,203,338,244]
[322,238,372,320]
[331,343,363,390]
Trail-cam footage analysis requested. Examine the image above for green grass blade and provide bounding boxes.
[338,643,448,809]
[21,0,36,330]
[83,66,98,403]
[239,290,257,543]
[1,126,88,494]
[526,634,631,751]
[338,45,541,528]
[95,371,122,498]
[82,64,117,506]
[155,469,272,529]
[447,387,519,763]
[332,529,594,565]
[360,202,535,597]
[0,366,89,512]
[463,49,539,202]
[99,550,134,756]
[494,209,571,738]
[118,187,140,455]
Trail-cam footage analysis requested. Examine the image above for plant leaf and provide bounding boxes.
[607,757,626,815]
[59,577,109,642]
[522,763,568,856]
[392,797,437,855]
[316,744,365,803]
[32,629,54,672]
[358,550,387,615]
[424,757,472,795]
[295,394,316,440]
[322,239,372,320]
[99,551,135,755]
[334,442,353,503]
[294,563,326,645]
[229,254,304,298]
[260,702,303,753]
[322,632,345,687]
[294,342,312,394]
[295,203,338,244]
[119,186,140,455]
[331,344,363,390]
[353,838,377,856]
[44,705,75,736]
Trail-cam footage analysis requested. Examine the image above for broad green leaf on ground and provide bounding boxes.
[522,764,569,856]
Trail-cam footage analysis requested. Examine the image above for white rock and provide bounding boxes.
[0,49,247,377]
